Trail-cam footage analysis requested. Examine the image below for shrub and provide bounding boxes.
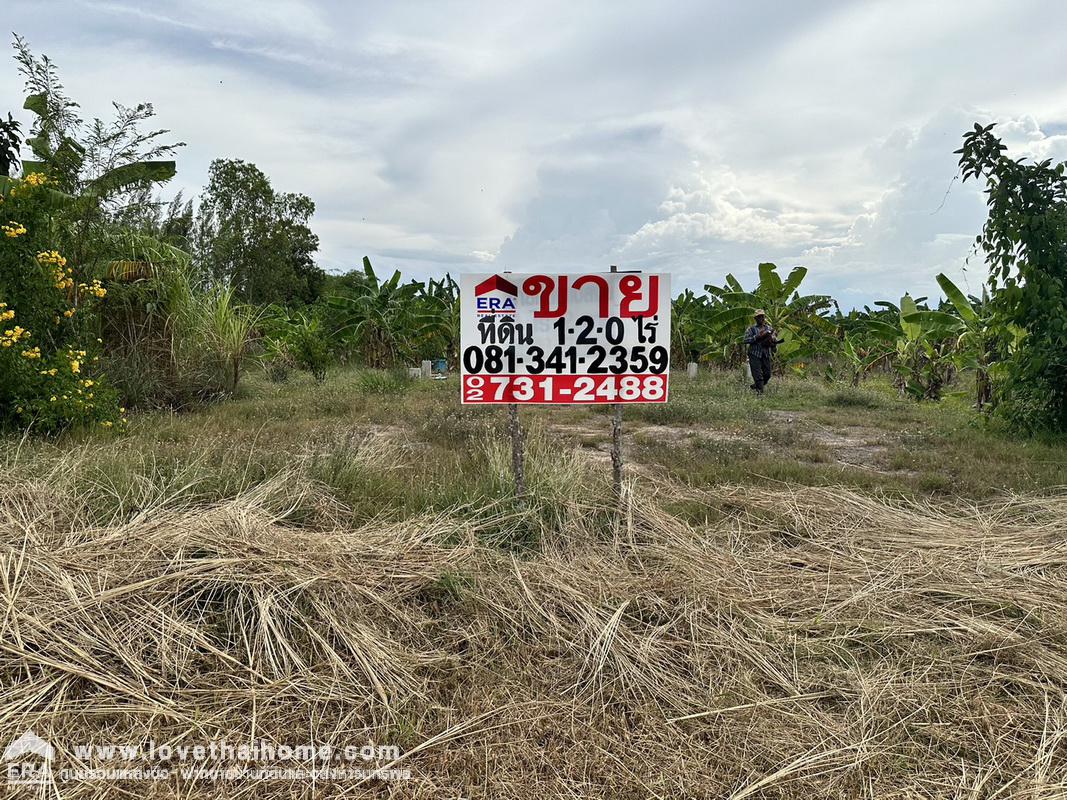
[261,309,331,383]
[355,369,411,395]
[828,387,884,409]
[0,173,123,433]
[288,317,331,382]
[262,348,295,384]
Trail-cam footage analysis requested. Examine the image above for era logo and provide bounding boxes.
[474,275,518,315]
[4,731,54,787]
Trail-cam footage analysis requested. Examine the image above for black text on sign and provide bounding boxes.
[459,272,671,404]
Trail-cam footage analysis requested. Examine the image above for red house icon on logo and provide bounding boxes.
[474,275,518,296]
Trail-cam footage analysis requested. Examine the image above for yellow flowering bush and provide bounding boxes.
[0,173,122,433]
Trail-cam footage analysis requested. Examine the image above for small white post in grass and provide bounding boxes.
[687,361,698,379]
[421,360,432,379]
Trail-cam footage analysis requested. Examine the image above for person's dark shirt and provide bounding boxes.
[744,323,776,357]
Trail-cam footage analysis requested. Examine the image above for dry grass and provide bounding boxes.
[2,439,1067,798]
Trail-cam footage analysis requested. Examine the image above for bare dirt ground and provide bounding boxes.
[767,410,899,472]
[546,411,903,476]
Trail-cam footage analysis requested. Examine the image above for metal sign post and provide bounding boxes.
[507,402,525,496]
[610,401,624,497]
[608,265,638,500]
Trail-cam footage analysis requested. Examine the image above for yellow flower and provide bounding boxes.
[1,222,27,238]
[49,396,57,402]
[20,347,41,359]
[37,250,67,268]
[63,308,76,318]
[70,359,81,374]
[23,172,48,187]
[101,420,113,428]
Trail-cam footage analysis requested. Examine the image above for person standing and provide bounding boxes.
[743,309,777,394]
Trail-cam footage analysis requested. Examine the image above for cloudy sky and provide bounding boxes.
[5,0,1067,307]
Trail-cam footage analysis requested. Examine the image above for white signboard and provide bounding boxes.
[460,272,671,404]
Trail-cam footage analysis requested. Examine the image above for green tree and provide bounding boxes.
[893,293,957,401]
[322,257,423,367]
[195,159,324,305]
[956,122,1067,432]
[13,36,182,216]
[670,288,710,363]
[701,263,835,371]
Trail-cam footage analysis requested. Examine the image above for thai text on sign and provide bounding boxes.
[459,272,671,404]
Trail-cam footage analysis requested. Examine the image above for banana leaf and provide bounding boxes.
[757,262,782,296]
[935,273,979,325]
[899,295,921,341]
[702,305,755,335]
[715,291,760,307]
[902,310,964,332]
[781,266,808,297]
[87,160,176,197]
[849,319,900,340]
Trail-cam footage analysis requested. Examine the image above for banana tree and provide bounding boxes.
[920,273,1028,411]
[701,262,835,371]
[931,274,994,409]
[14,37,183,272]
[893,293,960,401]
[670,288,710,362]
[324,257,425,367]
[839,324,899,386]
[414,274,460,364]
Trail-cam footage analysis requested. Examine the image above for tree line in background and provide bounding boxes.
[1,38,1065,434]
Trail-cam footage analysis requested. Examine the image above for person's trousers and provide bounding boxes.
[749,352,772,393]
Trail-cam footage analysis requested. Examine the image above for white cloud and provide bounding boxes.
[4,0,1067,300]
[621,169,836,253]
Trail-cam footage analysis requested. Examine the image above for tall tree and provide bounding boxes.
[957,122,1067,432]
[196,159,324,305]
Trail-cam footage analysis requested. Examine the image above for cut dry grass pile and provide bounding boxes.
[1,446,1066,798]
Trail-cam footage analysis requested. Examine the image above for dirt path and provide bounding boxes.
[766,410,906,473]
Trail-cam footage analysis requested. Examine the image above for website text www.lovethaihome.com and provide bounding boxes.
[4,731,411,787]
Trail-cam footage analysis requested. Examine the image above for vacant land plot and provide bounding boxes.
[2,369,1066,797]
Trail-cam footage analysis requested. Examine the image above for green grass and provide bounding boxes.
[5,367,1065,530]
